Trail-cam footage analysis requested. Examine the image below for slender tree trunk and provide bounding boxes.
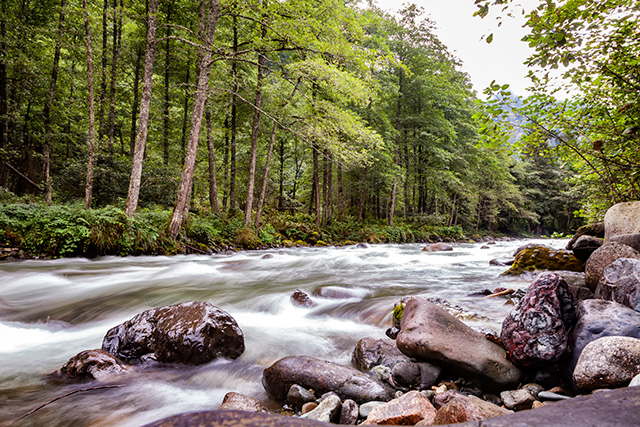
[254,120,277,229]
[222,115,229,210]
[168,0,219,239]
[336,164,344,220]
[205,99,220,214]
[106,0,122,154]
[278,134,285,209]
[129,46,143,157]
[82,0,97,210]
[228,16,238,211]
[124,0,158,217]
[162,0,172,165]
[389,68,404,227]
[357,168,368,222]
[0,0,7,151]
[42,0,66,205]
[97,0,109,142]
[312,144,320,227]
[180,56,192,164]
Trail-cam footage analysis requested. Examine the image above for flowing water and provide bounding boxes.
[0,239,566,426]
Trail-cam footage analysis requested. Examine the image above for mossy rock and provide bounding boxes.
[315,240,328,247]
[503,245,584,276]
[293,240,308,246]
[281,240,294,248]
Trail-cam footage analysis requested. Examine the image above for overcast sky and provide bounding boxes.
[374,0,537,97]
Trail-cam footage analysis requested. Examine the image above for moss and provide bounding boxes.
[393,302,405,324]
[503,245,584,275]
[315,240,327,247]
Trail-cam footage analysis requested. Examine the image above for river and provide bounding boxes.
[0,238,565,426]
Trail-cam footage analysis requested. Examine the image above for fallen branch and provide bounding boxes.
[14,384,123,424]
[483,288,515,299]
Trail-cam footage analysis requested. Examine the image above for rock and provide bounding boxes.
[432,390,459,409]
[554,271,586,288]
[595,258,640,311]
[431,393,511,425]
[339,399,358,425]
[585,242,640,291]
[286,385,316,409]
[357,243,369,249]
[538,391,571,401]
[566,223,605,250]
[301,402,318,414]
[571,235,604,262]
[52,349,129,382]
[142,411,331,427]
[300,394,341,423]
[629,373,640,387]
[490,259,506,266]
[218,392,269,413]
[481,245,490,249]
[500,272,575,367]
[422,243,453,252]
[361,390,436,426]
[531,401,545,409]
[102,301,244,365]
[611,233,640,252]
[573,336,640,391]
[359,401,387,418]
[312,286,361,299]
[396,298,521,392]
[569,285,593,302]
[290,289,316,308]
[500,389,537,410]
[567,299,640,375]
[503,245,583,276]
[262,356,394,404]
[604,201,640,242]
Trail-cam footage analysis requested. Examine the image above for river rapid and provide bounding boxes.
[0,239,566,426]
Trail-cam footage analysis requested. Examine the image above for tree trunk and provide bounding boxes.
[312,144,321,227]
[82,0,97,210]
[357,168,368,222]
[42,0,67,205]
[168,0,219,239]
[228,15,238,211]
[97,0,109,142]
[222,115,229,210]
[124,0,158,217]
[0,0,7,151]
[278,133,285,210]
[106,0,123,154]
[254,120,277,229]
[180,56,191,164]
[388,68,404,227]
[129,46,143,157]
[205,99,220,214]
[162,0,172,165]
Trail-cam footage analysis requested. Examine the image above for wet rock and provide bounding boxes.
[286,384,316,409]
[584,242,640,291]
[490,259,506,266]
[218,392,269,413]
[501,272,575,367]
[262,356,394,404]
[300,394,341,423]
[573,336,640,391]
[142,410,332,427]
[595,258,640,311]
[514,243,553,257]
[611,233,640,252]
[566,223,605,250]
[422,243,453,252]
[312,286,361,299]
[503,245,584,276]
[396,298,521,392]
[102,301,244,365]
[290,289,317,308]
[431,393,511,425]
[604,201,640,242]
[53,349,129,382]
[361,390,436,426]
[352,338,409,372]
[572,235,604,262]
[567,299,640,375]
[569,285,593,302]
[538,391,571,401]
[357,243,369,249]
[339,399,358,425]
[500,388,537,410]
[301,402,318,414]
[0,247,27,261]
[262,253,274,259]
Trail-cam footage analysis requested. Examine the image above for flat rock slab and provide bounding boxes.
[142,410,330,427]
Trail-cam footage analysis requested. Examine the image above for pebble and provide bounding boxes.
[301,402,318,414]
[538,391,572,401]
[434,384,447,394]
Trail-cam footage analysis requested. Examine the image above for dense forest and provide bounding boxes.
[0,0,637,256]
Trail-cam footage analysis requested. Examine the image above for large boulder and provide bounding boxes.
[51,349,129,382]
[500,272,575,367]
[567,299,640,375]
[102,301,245,364]
[423,243,453,252]
[573,336,640,391]
[502,245,583,276]
[431,393,510,425]
[262,356,394,404]
[566,223,605,250]
[571,235,604,262]
[604,201,640,242]
[611,233,640,252]
[396,298,521,391]
[595,258,640,311]
[585,242,640,291]
[361,391,436,426]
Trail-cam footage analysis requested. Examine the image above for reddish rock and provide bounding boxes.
[218,392,268,413]
[291,289,317,307]
[432,394,510,425]
[361,391,436,426]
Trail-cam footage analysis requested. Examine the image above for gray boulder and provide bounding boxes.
[611,233,640,252]
[604,201,640,241]
[102,301,244,365]
[595,258,640,311]
[500,272,575,367]
[573,336,640,391]
[584,242,640,291]
[571,235,604,262]
[396,298,521,391]
[262,356,394,404]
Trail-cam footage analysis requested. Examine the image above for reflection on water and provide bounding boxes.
[0,239,566,426]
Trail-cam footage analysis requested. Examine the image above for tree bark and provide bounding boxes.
[388,68,404,227]
[168,0,219,239]
[128,46,143,157]
[228,16,238,211]
[82,0,97,210]
[205,99,220,214]
[106,0,123,154]
[312,143,320,227]
[162,0,172,165]
[42,0,67,205]
[124,0,158,217]
[254,120,277,229]
[357,168,368,222]
[180,56,192,164]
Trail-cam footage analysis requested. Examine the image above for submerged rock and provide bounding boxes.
[52,349,129,382]
[290,289,317,308]
[102,301,245,365]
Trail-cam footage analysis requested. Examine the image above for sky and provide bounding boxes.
[374,0,538,97]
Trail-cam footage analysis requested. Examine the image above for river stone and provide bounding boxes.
[53,349,129,381]
[585,242,640,291]
[502,245,584,276]
[262,356,394,404]
[630,373,640,387]
[290,289,316,308]
[286,384,316,408]
[396,298,521,392]
[573,336,640,391]
[218,392,269,413]
[422,242,453,252]
[361,390,436,426]
[567,299,640,375]
[359,401,387,418]
[595,258,640,311]
[566,223,605,250]
[611,233,640,252]
[300,394,341,423]
[571,235,604,262]
[101,301,245,365]
[500,388,537,410]
[431,393,511,425]
[604,201,640,242]
[500,272,575,367]
[339,399,358,425]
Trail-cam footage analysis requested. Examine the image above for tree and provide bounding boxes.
[82,0,97,210]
